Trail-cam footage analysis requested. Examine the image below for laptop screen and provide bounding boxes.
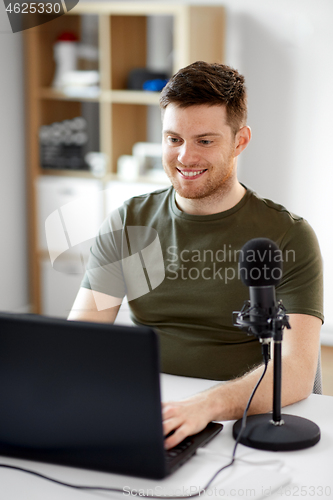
[0,313,168,478]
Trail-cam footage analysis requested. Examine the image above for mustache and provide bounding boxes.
[164,160,211,170]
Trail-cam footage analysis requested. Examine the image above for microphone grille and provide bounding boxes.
[239,238,283,287]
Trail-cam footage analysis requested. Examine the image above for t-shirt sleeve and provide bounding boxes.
[277,219,324,322]
[80,203,164,302]
[81,208,127,298]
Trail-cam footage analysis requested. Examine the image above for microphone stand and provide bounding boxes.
[272,316,283,424]
[232,302,321,451]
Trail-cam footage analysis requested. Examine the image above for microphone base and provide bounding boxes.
[233,413,320,451]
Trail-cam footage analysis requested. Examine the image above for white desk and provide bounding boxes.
[0,374,332,500]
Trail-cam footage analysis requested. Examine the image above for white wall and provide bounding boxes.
[0,5,28,312]
[1,0,333,330]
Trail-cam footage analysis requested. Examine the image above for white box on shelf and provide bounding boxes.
[36,176,104,254]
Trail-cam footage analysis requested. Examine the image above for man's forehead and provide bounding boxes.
[162,103,229,133]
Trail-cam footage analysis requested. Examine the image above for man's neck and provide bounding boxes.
[175,181,246,216]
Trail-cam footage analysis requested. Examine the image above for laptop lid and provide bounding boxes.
[0,312,168,479]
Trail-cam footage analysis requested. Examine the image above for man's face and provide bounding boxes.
[162,104,238,201]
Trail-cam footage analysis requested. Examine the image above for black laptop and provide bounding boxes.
[0,312,222,479]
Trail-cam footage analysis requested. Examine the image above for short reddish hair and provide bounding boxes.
[160,61,248,135]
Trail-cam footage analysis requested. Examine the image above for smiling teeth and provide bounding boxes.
[181,170,205,177]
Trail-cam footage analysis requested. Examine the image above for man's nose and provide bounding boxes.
[177,144,200,166]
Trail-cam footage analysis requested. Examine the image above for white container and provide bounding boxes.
[52,41,77,89]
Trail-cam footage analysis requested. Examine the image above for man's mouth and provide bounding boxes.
[177,168,207,178]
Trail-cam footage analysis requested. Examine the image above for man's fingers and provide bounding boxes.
[162,403,177,419]
[164,425,190,450]
[162,412,184,437]
[161,399,212,449]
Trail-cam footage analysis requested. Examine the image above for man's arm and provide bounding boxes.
[162,313,321,449]
[68,287,122,323]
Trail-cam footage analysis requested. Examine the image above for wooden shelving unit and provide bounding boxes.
[23,2,226,314]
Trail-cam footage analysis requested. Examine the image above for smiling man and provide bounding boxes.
[161,103,249,215]
[69,62,323,450]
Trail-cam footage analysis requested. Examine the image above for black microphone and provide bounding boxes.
[234,238,285,339]
[233,237,321,452]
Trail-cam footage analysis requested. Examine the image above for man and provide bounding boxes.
[68,62,323,450]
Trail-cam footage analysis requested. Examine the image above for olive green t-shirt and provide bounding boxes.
[81,186,323,380]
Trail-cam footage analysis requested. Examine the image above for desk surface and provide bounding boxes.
[0,374,332,500]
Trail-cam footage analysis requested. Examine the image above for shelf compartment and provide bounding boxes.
[110,103,147,174]
[110,15,147,90]
[31,14,81,88]
[40,99,82,127]
[39,100,99,174]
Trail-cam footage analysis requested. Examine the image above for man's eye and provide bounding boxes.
[168,137,180,144]
[200,140,212,145]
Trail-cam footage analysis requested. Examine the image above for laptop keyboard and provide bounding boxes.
[163,422,223,473]
[165,436,195,462]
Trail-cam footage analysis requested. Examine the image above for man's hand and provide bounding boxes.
[162,392,217,450]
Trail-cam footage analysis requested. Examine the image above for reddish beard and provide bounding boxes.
[163,155,235,201]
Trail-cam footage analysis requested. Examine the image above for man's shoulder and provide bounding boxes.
[245,188,319,250]
[119,185,173,222]
[247,188,303,224]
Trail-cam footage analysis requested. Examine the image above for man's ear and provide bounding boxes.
[234,126,251,157]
